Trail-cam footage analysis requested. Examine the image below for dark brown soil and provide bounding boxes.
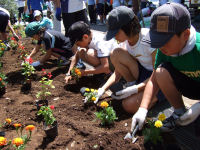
[0,38,145,150]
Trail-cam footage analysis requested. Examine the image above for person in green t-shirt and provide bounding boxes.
[130,3,200,133]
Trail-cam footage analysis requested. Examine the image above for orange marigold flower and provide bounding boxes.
[0,78,2,81]
[0,137,7,146]
[12,138,23,147]
[1,48,4,51]
[77,71,81,76]
[13,123,22,128]
[75,68,80,73]
[5,118,11,124]
[100,101,109,108]
[25,125,35,132]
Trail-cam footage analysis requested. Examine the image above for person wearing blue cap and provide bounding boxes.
[25,22,74,67]
[131,3,200,133]
[94,6,165,110]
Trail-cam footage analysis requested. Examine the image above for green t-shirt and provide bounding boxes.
[154,32,200,82]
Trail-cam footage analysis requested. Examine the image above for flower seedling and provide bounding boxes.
[0,73,7,88]
[95,101,118,126]
[70,67,81,81]
[142,113,166,145]
[36,69,55,101]
[83,88,98,103]
[9,37,18,50]
[37,105,56,127]
[21,57,35,83]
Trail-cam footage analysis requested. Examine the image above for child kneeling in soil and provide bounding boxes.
[95,6,165,113]
[65,21,119,84]
[25,22,74,67]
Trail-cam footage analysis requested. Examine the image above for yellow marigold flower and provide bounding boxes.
[100,101,109,108]
[0,137,7,146]
[13,123,22,128]
[95,90,98,92]
[0,40,2,43]
[12,138,23,147]
[85,88,90,92]
[91,89,94,92]
[154,120,163,128]
[5,118,11,124]
[158,113,166,121]
[25,125,35,132]
[77,71,81,76]
[91,97,96,101]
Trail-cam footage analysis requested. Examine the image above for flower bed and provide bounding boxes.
[0,37,146,149]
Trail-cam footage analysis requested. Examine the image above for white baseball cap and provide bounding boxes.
[33,10,41,18]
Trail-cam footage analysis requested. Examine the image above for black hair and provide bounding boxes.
[68,21,91,45]
[120,16,141,37]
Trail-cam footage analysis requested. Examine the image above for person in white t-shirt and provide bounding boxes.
[95,6,164,113]
[65,21,119,84]
[0,7,19,48]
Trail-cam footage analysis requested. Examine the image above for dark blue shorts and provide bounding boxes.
[136,61,165,101]
[97,3,104,15]
[0,10,9,32]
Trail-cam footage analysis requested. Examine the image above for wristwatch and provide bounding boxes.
[66,72,71,76]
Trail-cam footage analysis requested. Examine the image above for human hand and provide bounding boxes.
[55,7,61,21]
[31,61,41,67]
[177,102,200,126]
[94,88,105,104]
[65,75,72,84]
[131,107,148,131]
[13,33,19,41]
[111,85,138,100]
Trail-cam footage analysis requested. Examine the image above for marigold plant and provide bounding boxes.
[0,73,7,88]
[142,113,166,145]
[95,101,117,126]
[83,88,98,103]
[5,118,12,124]
[0,136,7,147]
[70,67,81,81]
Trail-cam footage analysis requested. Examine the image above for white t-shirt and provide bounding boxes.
[0,7,10,17]
[68,0,86,13]
[16,0,25,8]
[119,28,155,71]
[87,32,119,57]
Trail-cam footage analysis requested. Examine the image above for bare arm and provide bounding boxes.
[83,57,110,75]
[29,44,41,58]
[101,71,121,91]
[67,52,80,75]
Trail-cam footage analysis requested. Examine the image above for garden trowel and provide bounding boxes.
[124,124,139,143]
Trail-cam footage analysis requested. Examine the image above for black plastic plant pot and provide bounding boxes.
[21,82,31,93]
[44,121,58,138]
[0,131,5,137]
[0,86,6,97]
[144,141,164,150]
[36,100,48,111]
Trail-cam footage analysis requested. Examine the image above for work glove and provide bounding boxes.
[177,102,200,126]
[131,107,148,131]
[94,88,105,104]
[111,85,138,100]
[31,61,41,67]
[55,8,61,21]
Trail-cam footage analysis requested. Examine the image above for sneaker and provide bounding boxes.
[76,59,86,69]
[160,112,181,132]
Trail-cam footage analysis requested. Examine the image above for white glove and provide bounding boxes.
[177,102,200,126]
[94,88,105,104]
[111,85,138,100]
[131,107,148,131]
[31,61,41,67]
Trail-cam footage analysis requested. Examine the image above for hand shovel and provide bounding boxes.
[124,124,139,143]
